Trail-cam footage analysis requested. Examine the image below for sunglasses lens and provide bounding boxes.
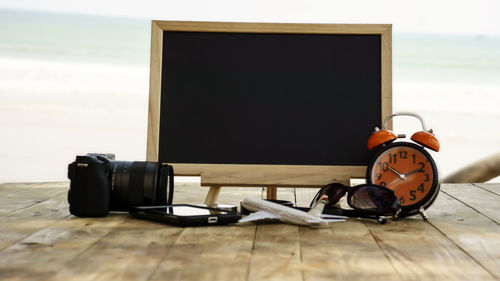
[324,183,346,207]
[311,183,346,207]
[349,185,398,212]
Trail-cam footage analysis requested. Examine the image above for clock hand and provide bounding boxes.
[405,168,421,177]
[388,166,406,180]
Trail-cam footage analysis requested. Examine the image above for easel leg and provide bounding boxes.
[266,186,277,200]
[204,186,221,205]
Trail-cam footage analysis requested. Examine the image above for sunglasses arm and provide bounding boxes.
[323,207,388,224]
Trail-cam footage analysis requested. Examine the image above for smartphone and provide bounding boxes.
[129,204,241,227]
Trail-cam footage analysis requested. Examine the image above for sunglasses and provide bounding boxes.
[310,183,401,223]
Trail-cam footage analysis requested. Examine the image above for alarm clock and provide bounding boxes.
[366,112,440,218]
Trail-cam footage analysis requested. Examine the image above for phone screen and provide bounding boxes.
[138,205,228,216]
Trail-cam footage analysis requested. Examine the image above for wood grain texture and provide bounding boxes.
[0,187,25,197]
[0,182,68,189]
[0,214,128,281]
[300,221,400,281]
[0,192,69,251]
[1,182,499,281]
[204,185,221,205]
[175,163,363,187]
[148,225,255,281]
[381,25,393,130]
[153,21,391,34]
[247,224,302,281]
[440,184,500,224]
[146,21,163,162]
[427,186,500,279]
[0,182,65,197]
[0,187,66,217]
[50,218,183,281]
[266,186,277,200]
[473,183,500,196]
[365,217,496,280]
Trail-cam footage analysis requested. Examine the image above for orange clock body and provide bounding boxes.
[366,142,439,216]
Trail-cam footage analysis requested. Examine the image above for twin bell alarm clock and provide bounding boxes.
[366,112,440,218]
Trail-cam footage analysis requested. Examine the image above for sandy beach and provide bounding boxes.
[1,10,499,183]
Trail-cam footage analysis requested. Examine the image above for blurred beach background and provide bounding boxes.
[0,1,499,183]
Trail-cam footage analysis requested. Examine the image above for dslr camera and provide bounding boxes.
[67,153,173,217]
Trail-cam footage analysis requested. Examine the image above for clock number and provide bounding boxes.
[379,181,386,187]
[418,162,425,172]
[379,162,389,172]
[411,153,416,164]
[389,153,397,164]
[399,196,405,204]
[424,174,430,182]
[376,173,382,180]
[399,151,408,159]
[410,190,416,201]
[417,183,425,193]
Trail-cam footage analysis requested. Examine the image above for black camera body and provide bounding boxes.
[67,154,173,217]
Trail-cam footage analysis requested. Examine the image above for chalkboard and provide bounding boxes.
[147,21,392,187]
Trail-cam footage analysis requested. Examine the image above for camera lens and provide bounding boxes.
[109,161,167,210]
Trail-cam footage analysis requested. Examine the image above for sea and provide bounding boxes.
[1,9,499,183]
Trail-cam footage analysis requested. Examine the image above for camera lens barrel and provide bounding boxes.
[140,162,158,204]
[110,161,167,211]
[110,161,131,210]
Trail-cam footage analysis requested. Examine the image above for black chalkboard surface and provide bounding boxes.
[147,21,392,189]
[160,32,380,165]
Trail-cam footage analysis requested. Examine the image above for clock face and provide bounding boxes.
[368,143,436,208]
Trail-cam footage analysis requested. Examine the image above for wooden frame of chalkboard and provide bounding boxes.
[147,21,392,202]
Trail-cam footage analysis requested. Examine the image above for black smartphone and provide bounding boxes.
[129,204,241,227]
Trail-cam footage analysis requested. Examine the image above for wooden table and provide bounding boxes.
[1,182,499,281]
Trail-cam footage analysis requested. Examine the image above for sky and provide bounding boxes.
[1,0,500,36]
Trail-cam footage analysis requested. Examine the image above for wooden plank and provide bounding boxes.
[187,163,362,187]
[0,187,26,197]
[0,192,70,251]
[473,183,500,196]
[248,224,302,281]
[0,214,128,280]
[381,25,393,130]
[0,182,68,189]
[49,218,183,281]
[146,20,163,162]
[300,221,400,281]
[427,186,500,279]
[0,188,66,217]
[441,184,500,224]
[365,217,496,280]
[148,225,255,281]
[2,182,498,281]
[154,21,392,35]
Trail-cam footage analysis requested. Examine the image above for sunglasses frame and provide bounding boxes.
[311,183,401,217]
